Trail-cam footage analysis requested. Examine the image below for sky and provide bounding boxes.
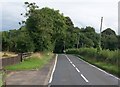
[0,0,119,34]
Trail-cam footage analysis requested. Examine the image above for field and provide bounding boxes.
[0,52,17,59]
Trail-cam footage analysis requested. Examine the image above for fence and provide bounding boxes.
[1,53,31,67]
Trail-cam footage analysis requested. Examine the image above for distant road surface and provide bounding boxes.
[49,54,119,87]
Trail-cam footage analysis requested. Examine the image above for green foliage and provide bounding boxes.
[26,7,67,52]
[84,26,95,33]
[66,48,119,77]
[98,50,119,64]
[2,2,119,53]
[79,36,94,48]
[118,35,120,49]
[2,31,10,51]
[66,48,119,65]
[2,27,35,53]
[102,28,116,36]
[15,30,35,53]
[66,48,97,57]
[101,34,118,50]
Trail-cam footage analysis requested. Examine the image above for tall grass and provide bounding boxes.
[66,48,119,77]
[66,48,119,65]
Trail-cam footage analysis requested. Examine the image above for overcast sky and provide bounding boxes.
[0,0,119,34]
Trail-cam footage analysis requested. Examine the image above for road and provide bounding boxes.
[49,54,119,86]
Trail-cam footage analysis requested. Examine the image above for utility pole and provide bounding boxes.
[99,17,103,51]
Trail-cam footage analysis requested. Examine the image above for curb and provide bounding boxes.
[44,54,57,85]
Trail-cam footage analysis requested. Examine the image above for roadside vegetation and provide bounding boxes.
[1,2,119,78]
[0,71,5,87]
[5,52,53,70]
[0,72,2,87]
[2,2,119,54]
[66,48,120,77]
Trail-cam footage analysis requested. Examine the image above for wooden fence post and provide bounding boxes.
[18,53,22,62]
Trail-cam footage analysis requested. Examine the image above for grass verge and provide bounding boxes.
[5,52,54,70]
[0,73,2,87]
[77,55,119,78]
[0,71,5,87]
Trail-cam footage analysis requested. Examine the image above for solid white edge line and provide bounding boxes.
[48,54,58,83]
[78,57,120,80]
[81,74,89,82]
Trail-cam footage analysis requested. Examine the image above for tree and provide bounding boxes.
[101,35,118,50]
[117,35,120,49]
[64,17,78,49]
[2,26,35,53]
[101,28,118,50]
[2,31,10,51]
[26,6,67,52]
[102,28,116,36]
[84,32,99,48]
[15,30,35,53]
[79,33,94,48]
[83,26,95,33]
[2,2,119,53]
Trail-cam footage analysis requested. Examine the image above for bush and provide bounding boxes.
[66,48,79,54]
[66,48,119,65]
[66,47,97,57]
[66,48,119,77]
[97,50,119,65]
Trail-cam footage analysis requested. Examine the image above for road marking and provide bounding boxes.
[72,64,75,67]
[70,61,73,64]
[49,54,58,84]
[65,55,73,64]
[78,57,120,80]
[65,54,89,83]
[76,67,80,73]
[81,74,89,82]
[68,59,72,63]
[65,55,81,73]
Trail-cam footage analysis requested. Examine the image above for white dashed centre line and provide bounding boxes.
[72,64,76,67]
[81,74,89,82]
[65,54,89,83]
[76,67,80,73]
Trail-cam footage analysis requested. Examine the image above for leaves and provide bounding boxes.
[2,2,119,53]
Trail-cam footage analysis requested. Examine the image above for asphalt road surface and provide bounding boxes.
[49,54,119,86]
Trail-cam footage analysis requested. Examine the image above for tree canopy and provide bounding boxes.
[2,2,119,53]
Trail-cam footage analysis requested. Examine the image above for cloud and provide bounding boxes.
[1,0,119,34]
[1,2,25,31]
[0,3,2,31]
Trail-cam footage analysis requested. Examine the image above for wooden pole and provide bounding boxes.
[99,17,103,50]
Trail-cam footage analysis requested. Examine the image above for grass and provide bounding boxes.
[0,71,5,87]
[66,48,119,77]
[0,73,2,87]
[5,52,54,70]
[77,55,119,77]
[94,62,119,75]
